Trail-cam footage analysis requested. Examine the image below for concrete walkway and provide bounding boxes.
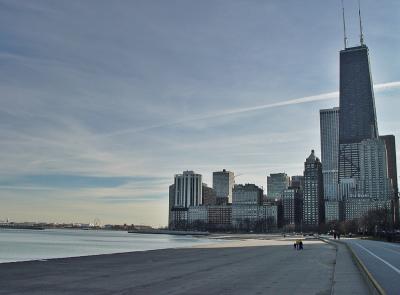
[326,239,371,295]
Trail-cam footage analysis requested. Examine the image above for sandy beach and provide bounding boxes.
[0,235,365,295]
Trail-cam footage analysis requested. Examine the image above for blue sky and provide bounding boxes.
[0,0,399,226]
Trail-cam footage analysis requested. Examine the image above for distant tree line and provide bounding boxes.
[322,208,399,242]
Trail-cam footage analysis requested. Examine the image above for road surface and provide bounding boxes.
[345,238,400,295]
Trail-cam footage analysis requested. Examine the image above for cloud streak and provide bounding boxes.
[106,81,400,137]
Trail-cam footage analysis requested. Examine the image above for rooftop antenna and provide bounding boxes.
[358,0,365,45]
[341,0,348,48]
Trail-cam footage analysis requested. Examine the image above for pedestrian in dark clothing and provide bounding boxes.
[294,242,297,250]
[333,232,337,239]
[299,241,303,250]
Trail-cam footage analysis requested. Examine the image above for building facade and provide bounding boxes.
[320,107,339,201]
[282,187,302,229]
[290,175,304,190]
[325,201,343,223]
[232,184,263,205]
[208,205,232,229]
[344,198,391,221]
[174,171,202,208]
[202,184,217,206]
[339,45,378,145]
[267,173,290,200]
[213,169,235,204]
[232,204,277,230]
[168,184,175,226]
[303,150,324,229]
[359,138,393,200]
[188,206,208,225]
[231,183,276,231]
[380,135,399,225]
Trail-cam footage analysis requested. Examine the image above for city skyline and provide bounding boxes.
[1,1,400,226]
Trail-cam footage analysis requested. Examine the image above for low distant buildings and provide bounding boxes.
[232,183,277,231]
[188,206,208,225]
[232,184,263,205]
[169,173,276,231]
[208,205,232,229]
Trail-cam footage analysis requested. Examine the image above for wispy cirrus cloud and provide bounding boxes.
[104,81,400,137]
[1,1,399,226]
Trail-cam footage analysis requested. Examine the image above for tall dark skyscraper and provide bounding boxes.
[336,4,396,221]
[338,45,379,182]
[303,150,324,228]
[339,45,378,144]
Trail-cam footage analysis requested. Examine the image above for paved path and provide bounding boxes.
[327,239,370,295]
[345,238,400,295]
[0,240,337,295]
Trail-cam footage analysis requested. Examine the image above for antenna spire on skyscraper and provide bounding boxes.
[358,0,365,45]
[341,0,348,48]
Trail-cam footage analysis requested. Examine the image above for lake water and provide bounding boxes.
[0,228,217,263]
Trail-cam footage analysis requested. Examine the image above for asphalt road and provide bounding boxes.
[0,240,336,295]
[345,239,400,295]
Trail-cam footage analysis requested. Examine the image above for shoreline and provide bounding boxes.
[0,233,308,264]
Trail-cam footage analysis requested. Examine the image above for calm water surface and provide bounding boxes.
[0,228,217,263]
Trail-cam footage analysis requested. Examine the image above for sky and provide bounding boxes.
[0,1,399,227]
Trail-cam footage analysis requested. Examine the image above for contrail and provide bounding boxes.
[104,81,400,137]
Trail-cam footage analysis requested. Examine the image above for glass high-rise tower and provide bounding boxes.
[338,45,379,182]
[339,45,378,144]
[320,107,339,200]
[338,44,394,219]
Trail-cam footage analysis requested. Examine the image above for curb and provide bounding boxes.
[318,237,338,295]
[321,238,386,295]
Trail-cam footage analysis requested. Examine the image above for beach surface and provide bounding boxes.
[0,235,367,295]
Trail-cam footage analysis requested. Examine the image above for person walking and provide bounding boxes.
[299,240,303,250]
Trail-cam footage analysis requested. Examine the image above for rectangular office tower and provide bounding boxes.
[320,107,339,200]
[267,173,290,200]
[339,45,379,183]
[213,169,234,204]
[173,171,202,208]
[338,44,394,219]
[320,107,341,222]
[339,45,378,144]
[303,150,324,229]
